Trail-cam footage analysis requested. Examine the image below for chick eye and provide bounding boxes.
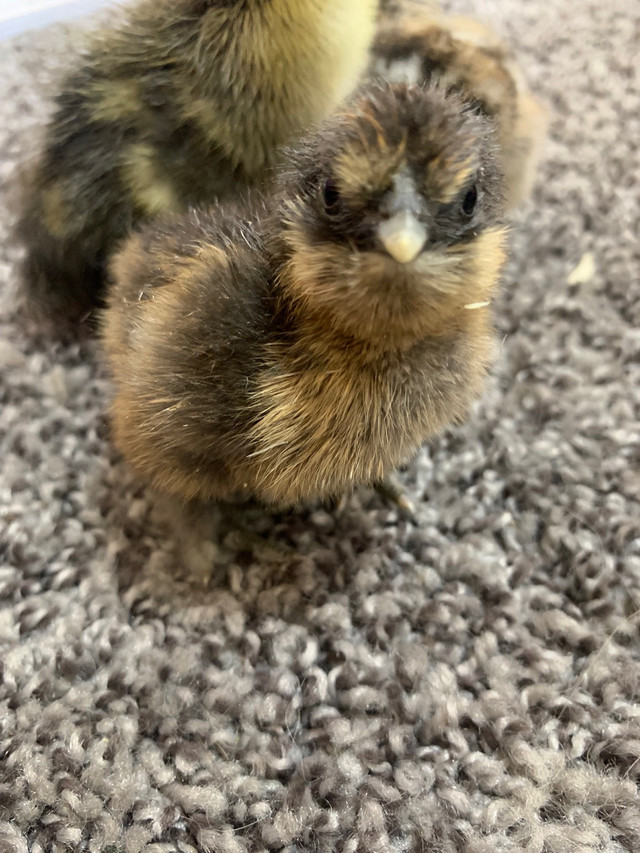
[322,179,341,214]
[461,184,478,217]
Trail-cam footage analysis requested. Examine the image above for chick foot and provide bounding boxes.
[374,475,418,521]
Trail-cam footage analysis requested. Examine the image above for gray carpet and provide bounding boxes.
[1,1,640,851]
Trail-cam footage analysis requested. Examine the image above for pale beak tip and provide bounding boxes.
[378,212,427,265]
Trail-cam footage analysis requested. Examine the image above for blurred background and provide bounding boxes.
[0,0,110,39]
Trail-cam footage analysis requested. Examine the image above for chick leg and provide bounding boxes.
[374,474,417,520]
[220,503,300,561]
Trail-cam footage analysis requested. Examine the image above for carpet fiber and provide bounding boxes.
[1,1,640,851]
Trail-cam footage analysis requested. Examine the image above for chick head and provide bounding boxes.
[277,82,507,346]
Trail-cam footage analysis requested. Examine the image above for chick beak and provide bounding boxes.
[378,210,428,264]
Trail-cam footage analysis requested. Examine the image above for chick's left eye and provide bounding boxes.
[322,179,341,214]
[461,185,478,217]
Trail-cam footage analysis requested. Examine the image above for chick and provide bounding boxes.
[16,0,378,327]
[372,2,547,209]
[102,82,506,509]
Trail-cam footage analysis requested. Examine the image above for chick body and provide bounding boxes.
[372,1,547,209]
[103,83,506,508]
[17,0,378,325]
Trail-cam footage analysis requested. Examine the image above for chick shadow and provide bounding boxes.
[97,456,421,630]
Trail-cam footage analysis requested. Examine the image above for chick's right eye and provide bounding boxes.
[322,179,341,214]
[461,184,478,218]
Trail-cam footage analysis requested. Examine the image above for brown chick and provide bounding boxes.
[16,0,378,328]
[102,82,507,509]
[372,1,547,210]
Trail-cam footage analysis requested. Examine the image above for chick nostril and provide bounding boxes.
[378,211,427,264]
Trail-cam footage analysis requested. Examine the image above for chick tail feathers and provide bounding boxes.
[15,218,104,333]
[12,159,122,334]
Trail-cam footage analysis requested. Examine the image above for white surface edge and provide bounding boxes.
[0,0,112,40]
